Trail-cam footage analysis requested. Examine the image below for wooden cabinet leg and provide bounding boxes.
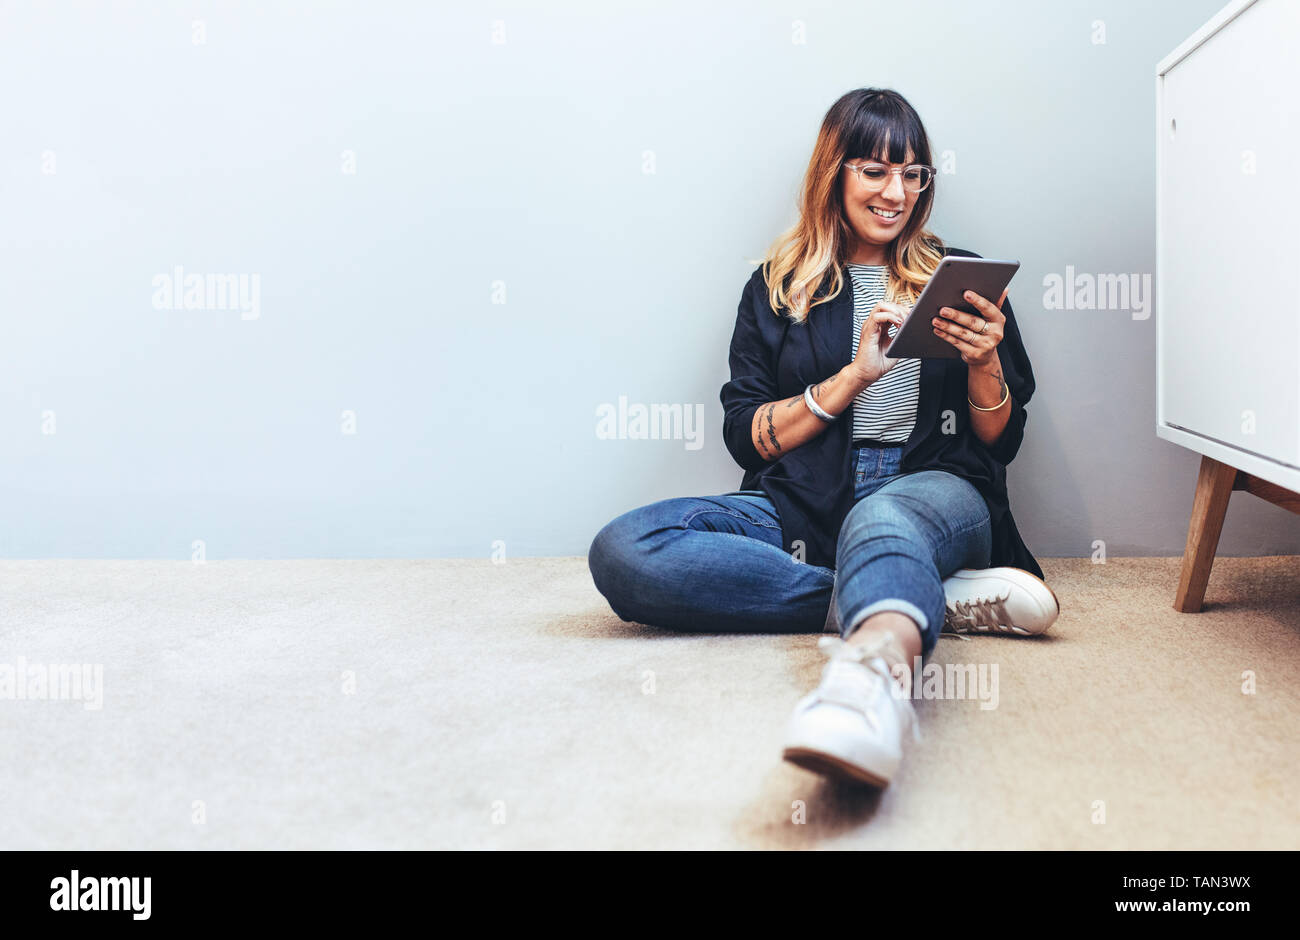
[1174,455,1238,613]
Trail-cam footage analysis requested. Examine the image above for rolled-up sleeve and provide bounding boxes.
[720,273,780,473]
[978,292,1036,466]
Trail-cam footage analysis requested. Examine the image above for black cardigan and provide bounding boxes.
[719,246,1044,579]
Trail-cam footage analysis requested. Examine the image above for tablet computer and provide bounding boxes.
[882,256,1020,360]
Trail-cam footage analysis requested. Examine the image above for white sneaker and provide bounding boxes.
[782,635,920,787]
[941,567,1060,637]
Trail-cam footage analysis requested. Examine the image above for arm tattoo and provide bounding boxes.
[755,411,772,458]
[754,402,776,459]
[763,402,782,456]
[756,383,830,461]
[990,367,1008,400]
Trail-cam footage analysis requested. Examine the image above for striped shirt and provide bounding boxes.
[846,262,920,443]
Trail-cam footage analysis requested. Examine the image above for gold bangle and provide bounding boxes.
[968,384,1010,412]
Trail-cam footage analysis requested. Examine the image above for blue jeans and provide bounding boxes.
[587,444,992,656]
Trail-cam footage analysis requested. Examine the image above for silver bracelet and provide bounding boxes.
[804,383,836,422]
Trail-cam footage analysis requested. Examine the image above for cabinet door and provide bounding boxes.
[1159,0,1300,469]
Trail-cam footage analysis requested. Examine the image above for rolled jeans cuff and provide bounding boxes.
[841,597,929,639]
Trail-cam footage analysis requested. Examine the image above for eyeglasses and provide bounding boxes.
[842,161,936,194]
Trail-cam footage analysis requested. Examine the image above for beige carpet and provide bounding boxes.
[1,555,1297,849]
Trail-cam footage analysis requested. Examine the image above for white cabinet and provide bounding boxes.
[1156,0,1300,612]
[1156,0,1300,493]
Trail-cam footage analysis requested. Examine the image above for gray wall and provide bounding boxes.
[3,0,1296,560]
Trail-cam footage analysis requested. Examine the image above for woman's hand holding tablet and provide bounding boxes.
[881,257,1020,360]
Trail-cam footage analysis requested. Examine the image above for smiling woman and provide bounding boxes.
[766,88,946,316]
[587,87,1057,792]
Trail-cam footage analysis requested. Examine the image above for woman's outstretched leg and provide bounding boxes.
[587,491,834,633]
[782,470,993,788]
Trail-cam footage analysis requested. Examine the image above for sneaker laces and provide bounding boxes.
[814,635,922,743]
[941,590,1016,636]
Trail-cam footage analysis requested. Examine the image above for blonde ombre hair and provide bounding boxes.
[759,88,947,323]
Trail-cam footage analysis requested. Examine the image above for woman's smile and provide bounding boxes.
[867,204,905,225]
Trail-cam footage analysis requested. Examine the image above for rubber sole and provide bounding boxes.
[1016,567,1061,615]
[1042,576,1061,614]
[782,746,891,788]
